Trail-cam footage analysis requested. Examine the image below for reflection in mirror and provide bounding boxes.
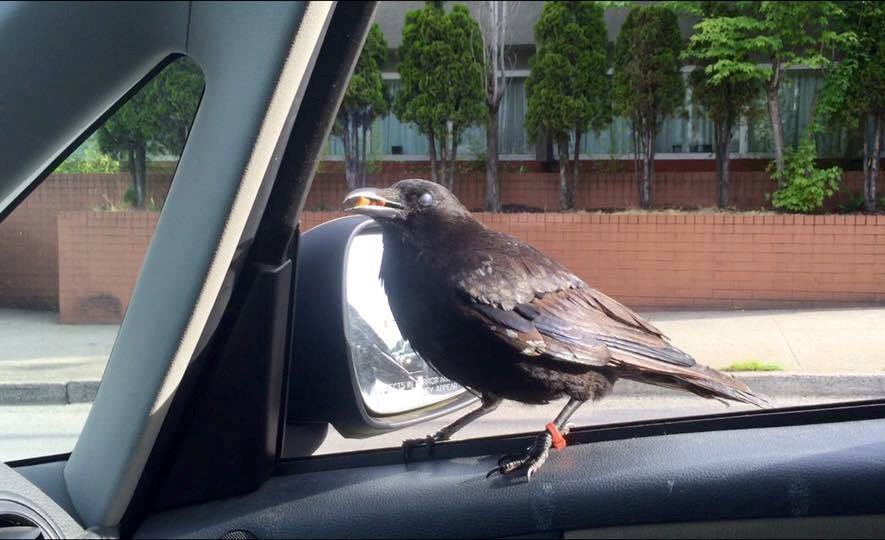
[345,232,464,415]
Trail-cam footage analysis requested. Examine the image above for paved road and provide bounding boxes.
[2,395,869,463]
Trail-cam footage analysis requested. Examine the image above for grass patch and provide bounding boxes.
[722,361,783,372]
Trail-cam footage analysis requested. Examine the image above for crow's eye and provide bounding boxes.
[418,192,433,207]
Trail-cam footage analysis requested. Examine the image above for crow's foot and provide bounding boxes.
[486,431,553,482]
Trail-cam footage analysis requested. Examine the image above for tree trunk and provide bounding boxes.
[868,114,882,212]
[485,107,501,211]
[568,128,580,210]
[342,116,356,191]
[428,132,438,184]
[352,117,361,187]
[863,115,870,209]
[715,120,731,209]
[359,122,369,188]
[447,130,459,192]
[632,115,642,206]
[640,127,654,209]
[437,130,448,188]
[127,147,137,202]
[765,62,785,182]
[130,143,147,208]
[558,140,569,210]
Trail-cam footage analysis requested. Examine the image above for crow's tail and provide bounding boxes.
[610,350,772,408]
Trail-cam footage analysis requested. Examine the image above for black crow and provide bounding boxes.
[344,179,768,480]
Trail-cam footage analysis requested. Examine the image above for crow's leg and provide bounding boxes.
[487,398,584,481]
[403,394,501,457]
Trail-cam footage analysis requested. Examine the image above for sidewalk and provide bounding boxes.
[2,306,885,404]
[646,308,885,373]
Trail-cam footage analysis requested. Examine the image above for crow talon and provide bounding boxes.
[497,452,524,468]
[487,432,552,481]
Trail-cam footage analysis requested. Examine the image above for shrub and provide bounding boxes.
[723,361,783,372]
[56,146,121,174]
[770,138,841,213]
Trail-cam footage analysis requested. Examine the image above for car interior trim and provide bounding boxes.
[276,397,885,475]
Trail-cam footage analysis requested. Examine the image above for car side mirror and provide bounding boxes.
[287,215,476,444]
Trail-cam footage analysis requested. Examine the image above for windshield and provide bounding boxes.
[301,1,885,455]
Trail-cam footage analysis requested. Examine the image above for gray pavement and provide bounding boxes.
[0,309,114,383]
[647,307,885,373]
[3,306,885,390]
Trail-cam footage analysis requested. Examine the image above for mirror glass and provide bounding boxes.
[345,232,465,415]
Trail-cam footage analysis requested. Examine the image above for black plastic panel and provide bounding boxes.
[136,416,885,538]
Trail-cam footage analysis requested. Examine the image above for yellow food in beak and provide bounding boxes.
[344,188,404,218]
[351,196,387,208]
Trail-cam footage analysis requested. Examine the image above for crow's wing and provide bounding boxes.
[448,233,679,367]
[457,285,693,369]
[449,230,768,407]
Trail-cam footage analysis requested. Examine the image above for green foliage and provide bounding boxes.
[818,2,885,132]
[55,143,121,173]
[612,6,684,135]
[395,3,484,145]
[97,58,203,160]
[684,2,759,129]
[687,1,848,87]
[97,58,203,207]
[612,5,683,208]
[689,70,757,123]
[336,24,389,189]
[722,361,782,372]
[336,24,389,133]
[771,138,842,213]
[525,1,610,145]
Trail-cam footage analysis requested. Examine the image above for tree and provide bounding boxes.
[478,0,518,212]
[612,5,683,209]
[685,2,759,208]
[526,1,610,210]
[335,24,389,191]
[686,1,846,183]
[818,1,885,211]
[395,2,485,190]
[98,58,203,207]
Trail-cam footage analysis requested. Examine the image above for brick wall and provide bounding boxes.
[4,169,885,318]
[302,211,885,310]
[57,211,159,323]
[0,173,170,310]
[305,170,878,212]
[45,209,885,324]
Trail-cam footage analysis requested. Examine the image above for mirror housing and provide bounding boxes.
[287,215,476,441]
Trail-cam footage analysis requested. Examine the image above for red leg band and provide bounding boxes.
[546,422,566,450]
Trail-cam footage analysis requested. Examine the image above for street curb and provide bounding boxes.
[0,381,100,405]
[1,374,884,406]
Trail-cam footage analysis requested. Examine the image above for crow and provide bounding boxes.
[344,179,768,480]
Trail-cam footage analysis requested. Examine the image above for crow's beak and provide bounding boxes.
[343,187,405,220]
